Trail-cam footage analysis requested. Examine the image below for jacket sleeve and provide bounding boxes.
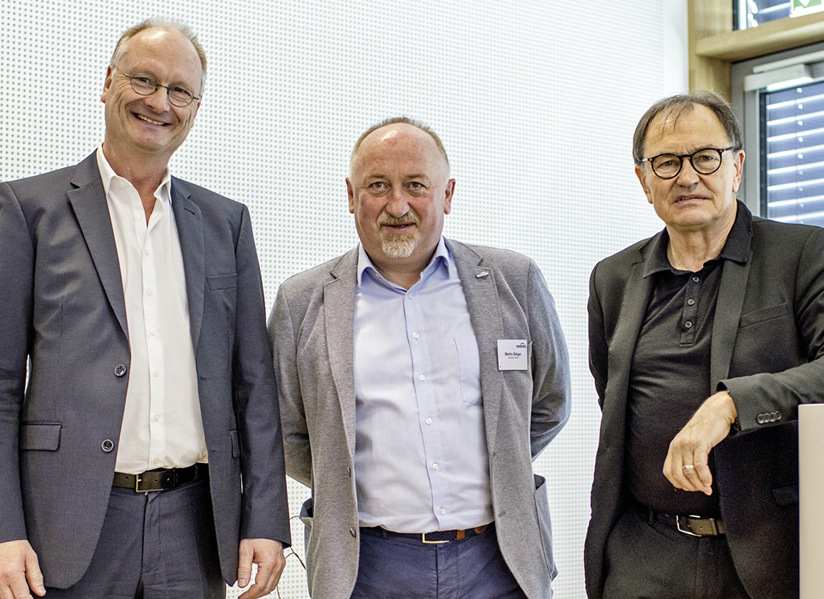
[722,226,824,431]
[232,206,291,546]
[0,181,34,543]
[527,259,572,459]
[268,284,313,488]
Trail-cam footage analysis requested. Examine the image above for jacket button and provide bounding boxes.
[101,439,114,452]
[347,466,352,477]
[114,364,127,377]
[756,414,765,425]
[349,528,357,538]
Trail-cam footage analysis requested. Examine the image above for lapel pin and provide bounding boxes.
[476,271,489,279]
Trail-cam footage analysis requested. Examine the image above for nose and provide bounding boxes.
[385,187,410,217]
[675,157,700,185]
[143,85,171,112]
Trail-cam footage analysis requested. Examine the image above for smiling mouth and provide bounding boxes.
[135,113,167,126]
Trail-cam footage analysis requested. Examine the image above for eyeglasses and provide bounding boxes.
[112,65,200,107]
[641,147,736,179]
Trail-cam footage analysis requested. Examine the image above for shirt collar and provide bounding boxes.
[96,144,173,204]
[357,237,453,288]
[643,200,752,277]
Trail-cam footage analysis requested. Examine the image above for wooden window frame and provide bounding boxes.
[690,0,824,98]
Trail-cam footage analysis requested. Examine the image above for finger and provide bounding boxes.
[24,552,45,597]
[237,544,254,588]
[693,461,714,495]
[8,576,34,599]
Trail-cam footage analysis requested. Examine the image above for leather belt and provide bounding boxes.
[646,507,726,537]
[112,464,208,493]
[361,522,492,544]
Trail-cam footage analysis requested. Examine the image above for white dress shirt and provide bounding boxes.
[353,238,493,533]
[97,147,206,474]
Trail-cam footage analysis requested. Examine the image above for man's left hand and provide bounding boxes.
[663,390,738,495]
[237,538,285,599]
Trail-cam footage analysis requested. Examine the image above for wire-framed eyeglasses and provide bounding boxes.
[112,64,200,107]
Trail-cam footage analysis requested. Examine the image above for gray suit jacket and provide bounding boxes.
[0,153,290,588]
[585,204,824,599]
[269,239,571,598]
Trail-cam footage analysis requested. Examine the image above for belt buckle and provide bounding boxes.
[421,532,449,544]
[675,514,717,537]
[134,473,164,493]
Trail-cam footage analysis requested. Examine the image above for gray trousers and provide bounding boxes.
[44,477,225,599]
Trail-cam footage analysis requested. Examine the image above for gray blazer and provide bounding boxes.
[270,239,571,599]
[585,204,824,599]
[0,153,291,588]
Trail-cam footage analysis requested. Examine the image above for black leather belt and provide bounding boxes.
[361,522,492,544]
[640,504,726,537]
[112,464,208,493]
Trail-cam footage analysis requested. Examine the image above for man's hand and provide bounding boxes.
[663,390,738,496]
[236,539,285,599]
[0,540,45,599]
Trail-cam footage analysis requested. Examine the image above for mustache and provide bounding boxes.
[377,213,420,226]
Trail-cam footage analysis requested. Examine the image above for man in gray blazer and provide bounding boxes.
[585,91,824,599]
[0,19,289,599]
[269,117,570,598]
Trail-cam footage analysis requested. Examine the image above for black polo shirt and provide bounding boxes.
[625,203,751,516]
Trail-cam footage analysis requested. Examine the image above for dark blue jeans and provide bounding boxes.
[350,525,528,599]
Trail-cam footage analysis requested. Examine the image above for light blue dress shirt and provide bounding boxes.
[353,238,494,533]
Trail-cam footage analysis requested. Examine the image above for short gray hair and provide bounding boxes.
[632,90,743,164]
[111,18,207,91]
[350,117,450,175]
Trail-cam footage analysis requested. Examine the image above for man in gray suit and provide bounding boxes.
[585,91,824,599]
[0,18,289,599]
[269,117,571,598]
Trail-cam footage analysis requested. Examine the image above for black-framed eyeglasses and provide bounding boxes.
[112,65,200,107]
[641,147,737,179]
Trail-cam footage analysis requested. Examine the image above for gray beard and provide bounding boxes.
[380,234,417,259]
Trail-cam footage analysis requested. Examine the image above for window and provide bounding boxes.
[736,1,792,30]
[732,43,824,226]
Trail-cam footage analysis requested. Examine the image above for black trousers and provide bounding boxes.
[603,507,751,599]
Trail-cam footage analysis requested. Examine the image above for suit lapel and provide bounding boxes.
[448,240,506,451]
[171,181,205,350]
[710,254,752,385]
[325,249,358,455]
[605,254,652,431]
[67,154,129,340]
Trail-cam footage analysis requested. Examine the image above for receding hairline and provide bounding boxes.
[110,18,207,91]
[350,117,450,177]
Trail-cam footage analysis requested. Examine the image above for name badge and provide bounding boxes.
[497,339,528,371]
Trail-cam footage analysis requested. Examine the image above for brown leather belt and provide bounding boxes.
[112,463,208,493]
[361,522,492,544]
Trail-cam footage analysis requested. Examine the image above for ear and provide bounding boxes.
[101,65,114,104]
[346,178,355,214]
[443,179,455,215]
[635,164,654,204]
[731,149,745,193]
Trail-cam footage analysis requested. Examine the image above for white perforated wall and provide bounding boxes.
[0,1,686,596]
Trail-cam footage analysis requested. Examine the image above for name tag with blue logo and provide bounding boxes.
[497,339,528,371]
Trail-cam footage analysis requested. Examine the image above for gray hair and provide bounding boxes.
[350,117,450,176]
[632,90,743,164]
[111,18,206,91]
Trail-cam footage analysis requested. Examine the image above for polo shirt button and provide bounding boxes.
[101,439,114,453]
[114,364,127,377]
